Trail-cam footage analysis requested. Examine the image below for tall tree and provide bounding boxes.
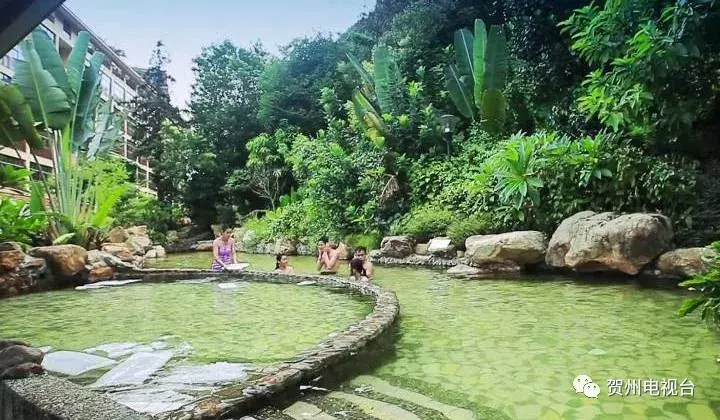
[258,35,351,134]
[130,41,182,202]
[189,41,268,223]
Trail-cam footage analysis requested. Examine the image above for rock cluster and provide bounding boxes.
[0,242,48,298]
[0,340,45,380]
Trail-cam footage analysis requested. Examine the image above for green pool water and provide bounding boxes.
[0,277,372,365]
[151,252,720,419]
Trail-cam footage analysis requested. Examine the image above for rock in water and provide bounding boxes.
[379,236,416,259]
[42,351,117,376]
[465,231,547,272]
[0,345,43,371]
[92,351,173,387]
[29,245,87,279]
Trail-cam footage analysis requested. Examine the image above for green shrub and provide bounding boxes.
[447,213,500,249]
[345,232,382,251]
[112,194,181,246]
[678,242,720,329]
[392,204,456,242]
[0,198,47,245]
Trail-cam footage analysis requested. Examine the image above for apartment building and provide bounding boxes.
[0,4,156,196]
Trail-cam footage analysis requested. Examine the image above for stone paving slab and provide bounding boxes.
[109,388,195,415]
[42,350,117,376]
[93,351,173,388]
[328,391,420,420]
[350,375,476,420]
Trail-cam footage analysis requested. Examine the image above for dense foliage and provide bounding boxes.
[120,0,720,254]
[679,242,720,329]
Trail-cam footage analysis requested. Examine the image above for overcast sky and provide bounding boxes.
[65,0,375,108]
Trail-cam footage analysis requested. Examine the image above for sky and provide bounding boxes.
[65,0,376,108]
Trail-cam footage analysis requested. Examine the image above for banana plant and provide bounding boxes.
[346,45,407,137]
[0,29,123,245]
[445,19,508,134]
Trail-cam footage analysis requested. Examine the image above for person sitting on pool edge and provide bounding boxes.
[349,257,370,282]
[317,237,341,274]
[211,228,238,271]
[275,254,294,274]
[353,246,374,279]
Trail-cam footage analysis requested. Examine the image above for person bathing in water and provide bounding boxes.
[353,246,374,279]
[211,228,238,271]
[275,254,294,274]
[317,237,341,274]
[349,257,370,282]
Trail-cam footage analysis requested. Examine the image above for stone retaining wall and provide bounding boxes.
[112,269,400,420]
[0,374,146,420]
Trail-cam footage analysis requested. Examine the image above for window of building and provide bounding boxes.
[1,74,11,83]
[39,24,56,42]
[101,72,112,95]
[114,84,126,102]
[63,22,73,38]
[1,47,23,71]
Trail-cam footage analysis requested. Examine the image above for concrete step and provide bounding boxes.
[282,401,338,420]
[349,375,476,420]
[328,391,421,420]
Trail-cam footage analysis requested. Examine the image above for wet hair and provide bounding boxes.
[355,246,367,254]
[350,258,366,277]
[319,236,329,244]
[275,254,284,270]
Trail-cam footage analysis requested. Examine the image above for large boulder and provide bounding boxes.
[29,245,87,279]
[545,211,599,267]
[0,345,43,371]
[126,236,152,256]
[465,231,547,271]
[428,237,456,259]
[101,244,134,262]
[447,264,483,277]
[548,212,673,275]
[194,241,214,252]
[0,242,26,272]
[274,238,297,256]
[654,247,716,279]
[379,236,416,259]
[415,243,429,256]
[107,227,128,244]
[144,246,166,259]
[126,225,148,237]
[86,263,114,283]
[336,242,351,260]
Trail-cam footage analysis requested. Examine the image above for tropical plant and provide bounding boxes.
[391,204,456,242]
[678,242,720,329]
[0,197,47,244]
[445,19,508,134]
[0,29,124,246]
[0,165,30,190]
[447,213,499,249]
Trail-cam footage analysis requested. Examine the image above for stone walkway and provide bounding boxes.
[272,375,476,420]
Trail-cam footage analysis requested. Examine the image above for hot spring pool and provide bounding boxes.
[0,278,373,365]
[149,253,720,419]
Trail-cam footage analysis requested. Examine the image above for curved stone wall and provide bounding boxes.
[109,269,400,420]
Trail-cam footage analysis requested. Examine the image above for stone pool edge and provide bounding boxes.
[109,268,400,420]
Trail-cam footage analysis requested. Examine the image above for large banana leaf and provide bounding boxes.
[346,52,375,96]
[66,31,91,98]
[485,25,508,91]
[482,88,506,134]
[473,19,487,111]
[15,37,71,130]
[31,30,72,100]
[352,90,387,136]
[86,103,121,159]
[373,46,394,114]
[445,64,474,120]
[74,52,105,151]
[454,28,474,79]
[0,84,43,149]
